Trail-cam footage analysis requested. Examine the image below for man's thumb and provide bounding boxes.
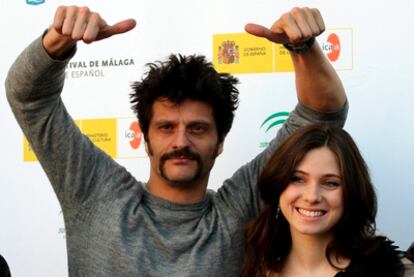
[98,19,137,40]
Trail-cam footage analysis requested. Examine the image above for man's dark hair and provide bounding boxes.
[130,54,239,143]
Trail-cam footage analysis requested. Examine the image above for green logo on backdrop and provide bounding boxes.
[259,111,289,148]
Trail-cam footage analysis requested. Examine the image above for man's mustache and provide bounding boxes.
[160,148,201,162]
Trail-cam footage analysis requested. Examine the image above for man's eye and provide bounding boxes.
[159,125,172,131]
[190,125,207,134]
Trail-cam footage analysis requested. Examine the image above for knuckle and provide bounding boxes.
[79,6,90,15]
[83,36,93,44]
[290,34,302,42]
[62,31,72,37]
[313,8,323,19]
[71,34,81,41]
[290,7,301,16]
[280,13,290,22]
[68,5,78,12]
[312,8,321,14]
[52,21,61,29]
[302,6,311,14]
[302,30,312,38]
[90,12,101,22]
[56,5,66,13]
[311,30,320,37]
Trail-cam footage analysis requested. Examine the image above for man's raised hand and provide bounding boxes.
[244,7,324,45]
[43,5,136,59]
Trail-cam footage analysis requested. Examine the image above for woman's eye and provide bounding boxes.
[290,176,303,184]
[322,181,340,188]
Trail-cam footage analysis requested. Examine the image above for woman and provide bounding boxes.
[242,123,413,276]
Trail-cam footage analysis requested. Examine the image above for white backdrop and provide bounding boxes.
[1,0,413,276]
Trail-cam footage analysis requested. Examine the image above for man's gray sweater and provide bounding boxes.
[5,36,348,276]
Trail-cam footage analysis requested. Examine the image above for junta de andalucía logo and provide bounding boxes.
[260,111,289,133]
[259,111,289,148]
[26,0,45,5]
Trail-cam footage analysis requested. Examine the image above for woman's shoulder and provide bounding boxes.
[366,236,404,276]
[402,242,414,277]
[366,235,403,260]
[340,236,405,277]
[401,257,414,277]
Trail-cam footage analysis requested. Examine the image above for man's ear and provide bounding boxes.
[144,139,152,156]
[144,141,149,154]
[143,131,153,155]
[216,141,224,157]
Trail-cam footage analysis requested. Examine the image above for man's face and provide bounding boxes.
[146,99,223,188]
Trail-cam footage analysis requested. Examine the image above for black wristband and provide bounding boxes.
[283,37,315,54]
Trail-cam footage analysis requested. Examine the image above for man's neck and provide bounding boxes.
[146,175,208,204]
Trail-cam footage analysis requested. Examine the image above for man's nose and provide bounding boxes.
[172,128,191,149]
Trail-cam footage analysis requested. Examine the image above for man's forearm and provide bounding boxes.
[291,41,346,113]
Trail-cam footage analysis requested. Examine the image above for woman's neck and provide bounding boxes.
[278,232,349,277]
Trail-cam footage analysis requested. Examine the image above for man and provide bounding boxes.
[6,5,347,276]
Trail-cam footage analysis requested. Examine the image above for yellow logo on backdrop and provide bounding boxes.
[213,33,296,74]
[274,44,295,72]
[23,137,37,162]
[80,118,117,158]
[24,120,83,161]
[213,29,353,73]
[24,119,119,162]
[213,33,274,74]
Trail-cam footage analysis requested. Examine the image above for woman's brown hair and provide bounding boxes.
[242,123,377,276]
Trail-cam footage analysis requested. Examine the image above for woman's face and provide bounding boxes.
[279,147,344,240]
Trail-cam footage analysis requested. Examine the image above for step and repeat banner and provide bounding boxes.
[1,1,413,276]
